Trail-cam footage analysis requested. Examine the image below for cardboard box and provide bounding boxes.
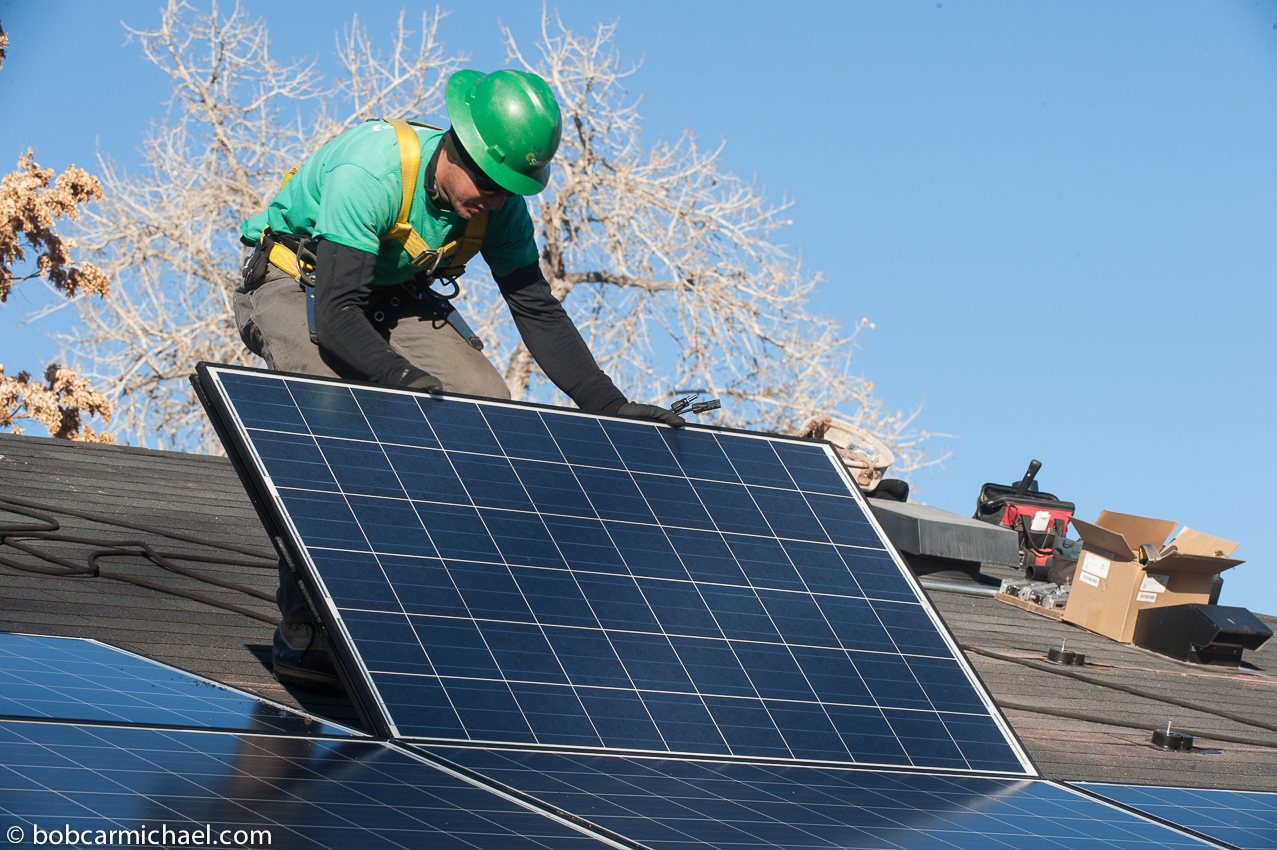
[1062,510,1243,643]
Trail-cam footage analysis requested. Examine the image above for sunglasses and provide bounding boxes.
[449,131,512,197]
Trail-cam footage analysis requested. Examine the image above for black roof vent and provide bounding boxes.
[1133,604,1272,666]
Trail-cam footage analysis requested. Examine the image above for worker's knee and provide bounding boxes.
[388,323,510,400]
[432,349,511,400]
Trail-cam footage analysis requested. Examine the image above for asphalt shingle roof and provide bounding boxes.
[2,431,1273,789]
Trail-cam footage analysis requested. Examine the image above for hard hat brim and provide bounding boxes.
[446,70,551,196]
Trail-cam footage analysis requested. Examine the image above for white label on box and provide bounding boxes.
[1079,571,1101,587]
[1081,552,1110,579]
[1031,510,1052,532]
[1136,591,1159,603]
[1139,574,1169,594]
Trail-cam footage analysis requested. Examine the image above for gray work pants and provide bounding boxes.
[232,263,511,629]
[232,264,510,396]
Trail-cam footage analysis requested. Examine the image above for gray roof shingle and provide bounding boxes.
[2,431,1274,789]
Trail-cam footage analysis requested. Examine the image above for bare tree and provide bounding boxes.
[69,4,939,473]
[465,14,937,471]
[68,1,463,451]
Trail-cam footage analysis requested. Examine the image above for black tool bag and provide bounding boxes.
[974,460,1075,580]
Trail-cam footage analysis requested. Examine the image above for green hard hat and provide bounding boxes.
[446,69,562,196]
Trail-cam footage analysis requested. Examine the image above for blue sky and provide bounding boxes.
[3,1,1276,614]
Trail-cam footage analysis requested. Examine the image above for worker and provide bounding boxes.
[233,69,684,690]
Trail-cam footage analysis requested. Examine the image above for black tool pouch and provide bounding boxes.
[240,230,276,292]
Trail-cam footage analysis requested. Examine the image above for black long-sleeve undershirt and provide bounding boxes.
[311,240,625,412]
[311,240,421,386]
[492,263,626,412]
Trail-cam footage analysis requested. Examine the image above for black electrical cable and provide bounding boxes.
[963,643,1277,736]
[0,495,276,559]
[997,702,1277,751]
[0,496,280,626]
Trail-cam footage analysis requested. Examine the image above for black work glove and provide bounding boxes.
[604,400,685,428]
[392,366,443,393]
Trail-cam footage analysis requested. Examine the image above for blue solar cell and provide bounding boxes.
[204,367,1031,774]
[449,453,533,511]
[662,527,744,584]
[603,522,688,579]
[723,534,805,590]
[347,496,435,557]
[316,437,400,497]
[637,579,720,637]
[511,567,598,627]
[247,429,337,491]
[544,416,624,469]
[602,419,680,475]
[668,637,755,696]
[717,433,794,488]
[342,610,431,675]
[512,459,594,517]
[736,645,819,703]
[484,511,569,569]
[311,549,402,610]
[573,466,655,522]
[374,555,464,616]
[543,628,632,690]
[757,589,841,647]
[0,633,355,737]
[278,488,367,551]
[661,427,739,482]
[748,486,828,541]
[416,397,500,454]
[218,371,309,433]
[771,441,856,496]
[421,503,501,561]
[449,562,538,622]
[482,406,564,462]
[379,443,468,503]
[484,624,567,684]
[426,748,1217,850]
[351,386,440,447]
[1076,782,1277,850]
[0,721,611,849]
[287,380,374,440]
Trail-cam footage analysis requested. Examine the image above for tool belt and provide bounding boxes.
[240,230,484,350]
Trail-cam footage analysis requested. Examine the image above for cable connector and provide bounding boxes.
[669,394,721,417]
[670,395,698,415]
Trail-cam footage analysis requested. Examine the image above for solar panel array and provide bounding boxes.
[205,366,1028,774]
[424,747,1218,850]
[0,720,612,849]
[0,632,355,737]
[0,363,1256,850]
[1078,782,1277,850]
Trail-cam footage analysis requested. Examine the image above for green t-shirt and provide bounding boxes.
[240,122,539,285]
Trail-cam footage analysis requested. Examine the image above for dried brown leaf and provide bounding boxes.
[0,150,107,302]
[0,362,113,443]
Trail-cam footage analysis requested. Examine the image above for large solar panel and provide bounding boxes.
[420,747,1218,849]
[0,720,613,849]
[196,364,1030,774]
[0,632,356,737]
[1076,782,1277,850]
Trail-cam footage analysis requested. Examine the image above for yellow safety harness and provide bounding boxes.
[264,118,489,282]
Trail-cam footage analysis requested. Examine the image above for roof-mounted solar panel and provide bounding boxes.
[0,631,357,737]
[0,720,616,849]
[419,747,1220,850]
[1076,782,1277,850]
[194,364,1033,775]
